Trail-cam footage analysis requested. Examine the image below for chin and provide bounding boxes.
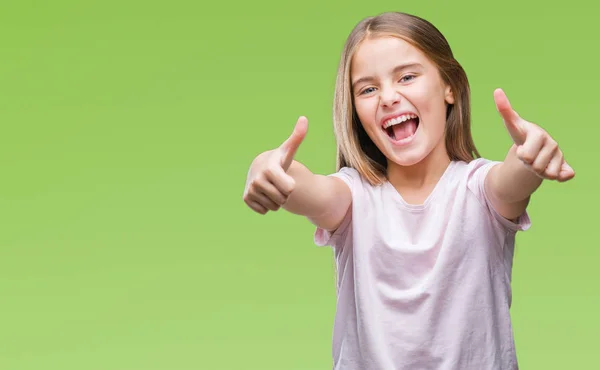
[386,148,430,168]
[377,130,433,168]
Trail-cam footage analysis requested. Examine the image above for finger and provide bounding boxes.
[516,129,545,165]
[543,150,563,180]
[254,178,288,205]
[494,88,526,145]
[246,200,268,215]
[279,116,308,170]
[264,165,296,196]
[558,161,575,182]
[531,140,558,175]
[249,191,280,211]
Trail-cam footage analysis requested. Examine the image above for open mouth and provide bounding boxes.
[382,113,420,142]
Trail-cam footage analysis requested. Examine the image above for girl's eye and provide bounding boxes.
[358,75,415,95]
[360,87,376,95]
[400,74,416,83]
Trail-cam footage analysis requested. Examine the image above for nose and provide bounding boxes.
[380,86,401,108]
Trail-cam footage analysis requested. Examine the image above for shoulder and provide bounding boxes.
[445,158,501,192]
[329,166,361,186]
[452,157,501,179]
[447,157,500,201]
[313,166,372,248]
[452,157,531,233]
[327,166,377,197]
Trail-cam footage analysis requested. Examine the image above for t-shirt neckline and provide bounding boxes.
[383,160,457,211]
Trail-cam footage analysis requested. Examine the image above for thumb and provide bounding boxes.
[494,88,526,145]
[558,161,575,182]
[279,116,308,170]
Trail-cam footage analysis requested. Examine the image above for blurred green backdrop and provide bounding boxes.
[0,0,598,369]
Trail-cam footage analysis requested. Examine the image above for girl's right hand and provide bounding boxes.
[243,116,308,214]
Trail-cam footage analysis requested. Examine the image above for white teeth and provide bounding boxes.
[383,114,418,129]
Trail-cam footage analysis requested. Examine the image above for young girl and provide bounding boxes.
[243,11,574,370]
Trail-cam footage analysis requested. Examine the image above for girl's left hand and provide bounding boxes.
[494,88,575,182]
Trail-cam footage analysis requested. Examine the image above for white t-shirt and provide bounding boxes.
[315,158,531,370]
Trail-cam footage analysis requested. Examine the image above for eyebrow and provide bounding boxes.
[351,63,423,90]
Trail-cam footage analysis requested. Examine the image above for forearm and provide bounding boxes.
[488,144,543,204]
[284,161,337,216]
[283,161,351,229]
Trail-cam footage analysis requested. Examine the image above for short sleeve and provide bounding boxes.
[313,167,359,248]
[466,158,531,233]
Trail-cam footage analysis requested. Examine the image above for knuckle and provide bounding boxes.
[286,179,296,194]
[532,130,546,141]
[273,195,283,205]
[281,186,292,197]
[521,153,535,164]
[264,167,275,178]
[532,163,545,173]
[252,177,266,190]
[256,173,267,183]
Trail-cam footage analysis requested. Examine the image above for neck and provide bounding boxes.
[386,144,451,189]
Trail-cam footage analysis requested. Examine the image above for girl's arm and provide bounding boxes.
[485,89,575,221]
[243,116,352,232]
[283,160,351,231]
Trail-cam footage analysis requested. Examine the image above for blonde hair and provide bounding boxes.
[333,12,481,185]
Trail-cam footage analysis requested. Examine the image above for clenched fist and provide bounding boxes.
[494,88,575,182]
[243,116,308,214]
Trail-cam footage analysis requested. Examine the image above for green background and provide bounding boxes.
[0,0,597,369]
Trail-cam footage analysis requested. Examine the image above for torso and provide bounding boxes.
[314,158,531,370]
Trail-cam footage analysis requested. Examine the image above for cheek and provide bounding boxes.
[354,99,377,128]
[412,86,447,120]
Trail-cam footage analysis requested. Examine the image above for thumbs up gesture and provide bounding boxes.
[243,116,308,214]
[494,88,575,182]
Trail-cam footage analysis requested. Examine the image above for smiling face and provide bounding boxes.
[350,36,455,168]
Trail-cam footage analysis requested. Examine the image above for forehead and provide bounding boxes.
[351,36,427,73]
